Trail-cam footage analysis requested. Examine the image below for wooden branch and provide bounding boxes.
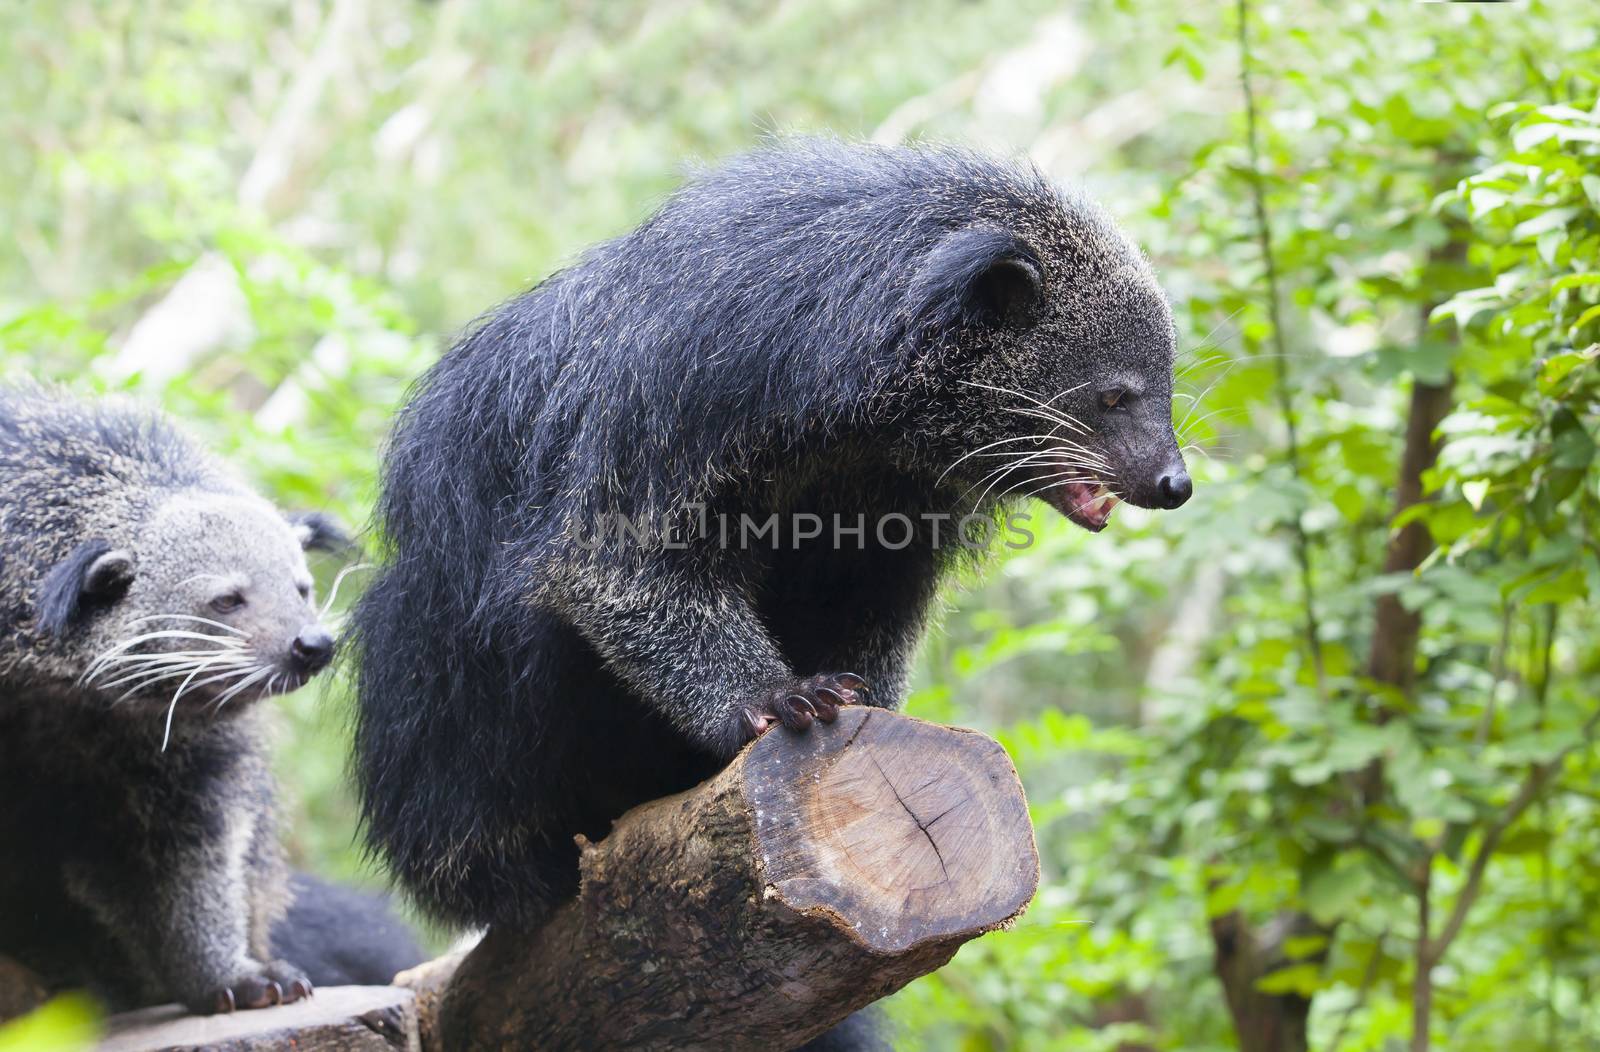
[96,986,420,1052]
[439,707,1038,1051]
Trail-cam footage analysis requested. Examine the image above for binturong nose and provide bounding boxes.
[1157,466,1193,509]
[290,625,335,673]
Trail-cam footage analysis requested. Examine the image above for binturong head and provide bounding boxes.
[907,176,1191,533]
[35,495,348,728]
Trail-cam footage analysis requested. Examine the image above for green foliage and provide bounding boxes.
[0,996,100,1052]
[3,1,1599,1048]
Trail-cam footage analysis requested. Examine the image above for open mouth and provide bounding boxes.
[1043,480,1120,533]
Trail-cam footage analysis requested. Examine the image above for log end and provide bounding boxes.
[746,707,1039,954]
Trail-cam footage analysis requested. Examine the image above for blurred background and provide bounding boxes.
[3,1,1600,1049]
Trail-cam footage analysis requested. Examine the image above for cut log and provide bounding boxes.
[441,707,1038,1051]
[96,985,419,1052]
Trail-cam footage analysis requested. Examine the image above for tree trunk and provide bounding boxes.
[437,706,1039,1051]
[1209,911,1318,1052]
[1367,376,1456,692]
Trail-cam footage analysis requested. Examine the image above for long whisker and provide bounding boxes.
[1024,475,1115,513]
[161,652,244,751]
[88,658,253,691]
[937,434,1056,487]
[959,448,1099,506]
[1040,381,1090,406]
[972,453,1101,510]
[86,645,241,680]
[82,630,244,680]
[1176,402,1242,443]
[110,665,214,708]
[320,562,376,618]
[997,415,1109,464]
[998,403,1094,439]
[209,667,273,716]
[82,645,248,685]
[960,380,1093,435]
[1175,360,1246,439]
[88,630,247,664]
[124,614,247,637]
[99,656,253,694]
[1003,468,1101,506]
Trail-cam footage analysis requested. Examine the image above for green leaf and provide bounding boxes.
[1303,854,1375,926]
[1256,963,1324,996]
[1572,302,1600,335]
[1284,934,1330,960]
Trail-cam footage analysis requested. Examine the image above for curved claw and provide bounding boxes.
[213,988,236,1015]
[779,693,815,730]
[833,672,868,691]
[290,978,314,1001]
[238,980,283,1010]
[741,708,769,741]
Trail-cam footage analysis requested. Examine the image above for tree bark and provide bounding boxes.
[1209,911,1318,1052]
[1367,376,1456,692]
[438,706,1039,1051]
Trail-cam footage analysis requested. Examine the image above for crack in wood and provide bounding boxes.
[840,708,873,752]
[869,753,949,882]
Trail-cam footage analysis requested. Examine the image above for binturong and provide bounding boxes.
[352,139,1193,946]
[0,386,358,1015]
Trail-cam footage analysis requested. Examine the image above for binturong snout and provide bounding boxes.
[290,624,336,675]
[1119,453,1193,511]
[1156,462,1192,509]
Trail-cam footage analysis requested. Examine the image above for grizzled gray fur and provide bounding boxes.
[0,386,347,1014]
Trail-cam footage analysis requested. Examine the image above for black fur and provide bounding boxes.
[35,540,118,637]
[287,511,353,554]
[353,139,1185,950]
[270,874,425,987]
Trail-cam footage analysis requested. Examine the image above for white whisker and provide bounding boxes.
[160,652,245,751]
[83,649,250,686]
[94,654,252,692]
[936,434,1053,487]
[209,667,273,715]
[960,380,1093,435]
[319,562,376,618]
[971,452,1101,509]
[110,666,209,708]
[1007,470,1101,506]
[126,614,247,636]
[958,448,1071,505]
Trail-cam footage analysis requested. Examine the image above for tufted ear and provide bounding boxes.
[36,541,136,637]
[906,227,1043,336]
[288,511,353,553]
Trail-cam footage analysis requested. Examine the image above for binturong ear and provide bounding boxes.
[288,511,353,554]
[36,541,136,637]
[905,227,1043,336]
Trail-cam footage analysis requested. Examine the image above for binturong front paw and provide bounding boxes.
[194,960,313,1014]
[737,672,870,745]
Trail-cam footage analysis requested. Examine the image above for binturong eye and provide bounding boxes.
[211,592,246,614]
[1101,388,1130,411]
